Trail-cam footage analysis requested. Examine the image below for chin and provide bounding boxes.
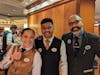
[73,30,81,35]
[44,35,51,38]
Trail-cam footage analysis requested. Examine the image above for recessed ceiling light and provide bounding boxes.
[8,13,10,15]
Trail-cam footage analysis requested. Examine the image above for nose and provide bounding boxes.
[45,28,50,32]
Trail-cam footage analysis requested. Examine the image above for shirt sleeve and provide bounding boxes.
[7,33,13,45]
[32,51,42,75]
[0,46,14,69]
[59,40,68,75]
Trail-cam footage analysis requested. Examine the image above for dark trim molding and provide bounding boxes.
[28,0,74,16]
[26,0,46,9]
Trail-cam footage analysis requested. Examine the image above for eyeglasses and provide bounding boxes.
[69,20,80,26]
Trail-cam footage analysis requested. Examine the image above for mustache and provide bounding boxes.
[71,26,81,32]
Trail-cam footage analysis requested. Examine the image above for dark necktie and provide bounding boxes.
[73,37,80,57]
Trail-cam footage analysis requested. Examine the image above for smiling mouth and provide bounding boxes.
[45,32,50,35]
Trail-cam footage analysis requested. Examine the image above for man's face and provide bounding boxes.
[11,28,17,33]
[41,22,53,39]
[68,16,83,34]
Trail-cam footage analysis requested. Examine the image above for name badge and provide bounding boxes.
[51,48,57,52]
[38,48,42,53]
[24,58,30,62]
[83,45,91,55]
[67,39,71,44]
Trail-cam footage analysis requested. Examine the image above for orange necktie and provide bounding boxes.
[45,39,50,50]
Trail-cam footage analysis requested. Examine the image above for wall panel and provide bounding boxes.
[28,0,95,37]
[28,0,77,38]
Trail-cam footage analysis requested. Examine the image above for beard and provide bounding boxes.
[71,26,81,35]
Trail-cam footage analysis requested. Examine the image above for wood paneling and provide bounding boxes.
[28,0,95,37]
[64,0,77,33]
[79,0,95,33]
[28,0,77,38]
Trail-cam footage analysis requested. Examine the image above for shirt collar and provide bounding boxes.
[43,35,54,42]
[20,45,33,51]
[43,35,54,46]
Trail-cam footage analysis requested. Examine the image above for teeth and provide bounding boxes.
[45,32,49,35]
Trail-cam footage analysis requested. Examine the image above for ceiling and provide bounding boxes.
[0,0,100,21]
[0,0,26,20]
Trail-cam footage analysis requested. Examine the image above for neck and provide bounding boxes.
[23,45,33,51]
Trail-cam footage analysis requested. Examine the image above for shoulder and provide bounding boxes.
[62,32,72,37]
[54,36,61,41]
[85,32,100,39]
[3,31,11,36]
[34,51,41,58]
[62,32,72,40]
[7,32,12,36]
[53,36,62,44]
[84,32,100,44]
[35,35,43,41]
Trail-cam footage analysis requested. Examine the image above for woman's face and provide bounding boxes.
[21,30,35,48]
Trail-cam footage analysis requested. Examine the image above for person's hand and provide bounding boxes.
[10,46,22,61]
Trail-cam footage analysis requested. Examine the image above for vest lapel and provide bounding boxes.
[67,33,75,57]
[77,32,88,57]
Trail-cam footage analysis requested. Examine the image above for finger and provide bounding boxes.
[13,45,20,53]
[15,45,20,52]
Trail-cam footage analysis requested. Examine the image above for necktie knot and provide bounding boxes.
[75,36,79,41]
[46,39,50,43]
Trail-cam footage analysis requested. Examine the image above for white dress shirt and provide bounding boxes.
[43,35,68,75]
[59,40,68,75]
[0,45,42,75]
[6,31,18,45]
[6,32,14,45]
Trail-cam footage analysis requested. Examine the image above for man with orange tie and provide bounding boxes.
[35,18,67,75]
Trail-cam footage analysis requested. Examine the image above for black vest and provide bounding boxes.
[35,36,61,75]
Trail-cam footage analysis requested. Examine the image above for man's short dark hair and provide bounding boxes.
[41,18,53,25]
[10,25,17,29]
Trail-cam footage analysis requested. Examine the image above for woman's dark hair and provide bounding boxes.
[21,28,35,36]
[41,18,53,25]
